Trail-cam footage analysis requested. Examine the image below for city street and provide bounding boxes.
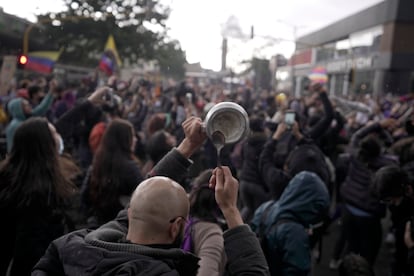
[313,215,393,276]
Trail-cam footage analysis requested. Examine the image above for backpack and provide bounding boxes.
[181,217,199,253]
[256,201,280,270]
[257,200,330,268]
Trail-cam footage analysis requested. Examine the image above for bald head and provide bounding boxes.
[127,177,189,244]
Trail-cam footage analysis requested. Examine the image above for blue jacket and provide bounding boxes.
[6,94,53,152]
[251,171,330,276]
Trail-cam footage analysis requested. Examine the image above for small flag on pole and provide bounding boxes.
[26,50,62,74]
[99,35,122,76]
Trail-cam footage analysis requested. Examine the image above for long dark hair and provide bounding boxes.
[0,118,74,208]
[189,170,222,223]
[146,130,173,164]
[90,119,137,208]
[358,135,381,165]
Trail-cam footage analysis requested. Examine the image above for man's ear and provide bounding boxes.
[169,221,180,241]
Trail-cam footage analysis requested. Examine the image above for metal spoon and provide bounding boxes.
[211,130,225,167]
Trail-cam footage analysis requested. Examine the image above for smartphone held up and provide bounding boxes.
[284,110,296,130]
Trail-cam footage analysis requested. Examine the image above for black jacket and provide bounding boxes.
[259,137,324,199]
[0,201,67,276]
[33,147,197,276]
[33,220,200,276]
[271,92,334,169]
[259,138,291,199]
[239,133,268,187]
[340,123,397,216]
[0,101,97,276]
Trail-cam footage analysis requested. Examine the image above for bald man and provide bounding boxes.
[127,176,190,247]
[32,176,200,276]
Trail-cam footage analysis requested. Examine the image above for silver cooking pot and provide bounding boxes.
[204,102,250,145]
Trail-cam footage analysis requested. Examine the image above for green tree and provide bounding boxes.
[157,40,186,79]
[36,0,186,79]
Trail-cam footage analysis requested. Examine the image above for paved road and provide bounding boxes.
[312,216,393,276]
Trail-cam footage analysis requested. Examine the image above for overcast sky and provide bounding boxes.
[1,0,384,71]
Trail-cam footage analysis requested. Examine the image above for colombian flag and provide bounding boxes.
[99,35,122,76]
[26,50,62,74]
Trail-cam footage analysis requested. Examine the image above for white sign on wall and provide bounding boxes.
[326,57,372,73]
[0,55,17,96]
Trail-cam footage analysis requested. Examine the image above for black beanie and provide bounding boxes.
[285,144,329,184]
[374,165,407,199]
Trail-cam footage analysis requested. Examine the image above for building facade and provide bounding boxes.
[276,0,414,97]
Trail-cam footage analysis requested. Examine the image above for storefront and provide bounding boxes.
[276,0,414,96]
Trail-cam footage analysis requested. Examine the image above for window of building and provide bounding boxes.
[315,43,335,63]
[315,25,384,63]
[350,25,383,55]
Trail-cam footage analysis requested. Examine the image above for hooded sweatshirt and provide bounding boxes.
[6,93,53,152]
[251,171,330,276]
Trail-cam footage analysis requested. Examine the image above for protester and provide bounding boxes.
[268,84,334,171]
[83,118,143,226]
[339,118,398,266]
[183,169,226,276]
[0,117,76,276]
[252,123,330,275]
[239,113,269,222]
[374,165,414,275]
[28,85,46,107]
[259,120,330,199]
[88,92,123,154]
[138,128,176,177]
[5,79,57,152]
[390,117,414,165]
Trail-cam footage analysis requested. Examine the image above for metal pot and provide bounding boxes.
[204,102,249,145]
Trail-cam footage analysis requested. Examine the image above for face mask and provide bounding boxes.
[57,135,64,155]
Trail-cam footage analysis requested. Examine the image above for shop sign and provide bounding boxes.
[326,57,372,73]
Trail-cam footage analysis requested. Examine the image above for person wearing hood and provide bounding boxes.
[5,79,57,153]
[252,123,330,275]
[251,140,330,276]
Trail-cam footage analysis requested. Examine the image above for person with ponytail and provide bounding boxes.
[181,170,226,276]
[339,118,398,266]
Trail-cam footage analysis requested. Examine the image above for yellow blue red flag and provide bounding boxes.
[99,35,122,76]
[26,50,62,73]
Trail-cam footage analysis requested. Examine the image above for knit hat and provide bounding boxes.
[285,144,329,184]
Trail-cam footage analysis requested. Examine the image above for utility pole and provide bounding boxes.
[221,37,228,71]
[291,25,297,98]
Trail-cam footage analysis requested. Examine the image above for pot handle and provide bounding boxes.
[201,122,207,134]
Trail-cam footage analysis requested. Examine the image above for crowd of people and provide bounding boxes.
[0,73,413,276]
